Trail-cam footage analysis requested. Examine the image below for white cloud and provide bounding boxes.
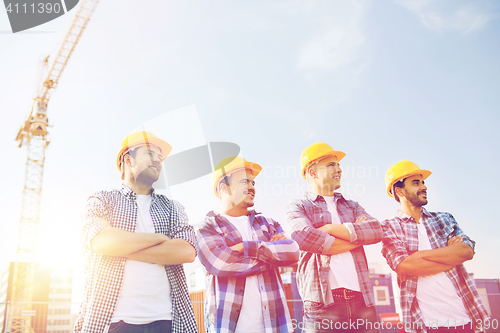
[297,1,368,72]
[395,0,494,33]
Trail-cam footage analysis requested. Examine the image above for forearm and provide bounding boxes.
[397,254,454,276]
[326,238,361,255]
[91,227,167,256]
[198,246,267,277]
[318,224,351,241]
[197,233,267,277]
[419,243,473,266]
[125,239,196,265]
[243,239,300,267]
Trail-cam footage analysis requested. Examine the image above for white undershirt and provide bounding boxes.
[416,222,470,328]
[111,194,173,324]
[220,213,265,333]
[323,196,361,292]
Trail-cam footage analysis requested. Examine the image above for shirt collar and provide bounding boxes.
[120,184,156,200]
[396,207,432,222]
[208,209,259,225]
[304,191,343,202]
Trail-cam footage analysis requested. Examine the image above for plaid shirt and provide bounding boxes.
[197,210,300,333]
[381,208,490,333]
[75,185,198,333]
[286,191,382,308]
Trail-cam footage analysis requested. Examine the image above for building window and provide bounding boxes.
[373,286,390,305]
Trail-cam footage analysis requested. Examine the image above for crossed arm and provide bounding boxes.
[229,233,288,252]
[318,217,365,255]
[197,219,299,278]
[90,218,196,265]
[287,200,382,256]
[396,236,473,277]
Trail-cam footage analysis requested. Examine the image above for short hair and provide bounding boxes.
[393,179,405,203]
[305,162,318,180]
[122,146,141,166]
[120,147,144,180]
[218,174,232,195]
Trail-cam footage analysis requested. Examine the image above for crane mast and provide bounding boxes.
[9,1,100,332]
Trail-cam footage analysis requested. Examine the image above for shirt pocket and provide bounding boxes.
[311,212,332,228]
[435,223,456,247]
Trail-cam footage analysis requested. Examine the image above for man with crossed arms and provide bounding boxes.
[381,160,489,333]
[287,142,382,333]
[197,156,300,333]
[75,131,198,333]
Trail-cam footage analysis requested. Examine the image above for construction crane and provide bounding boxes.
[9,1,100,332]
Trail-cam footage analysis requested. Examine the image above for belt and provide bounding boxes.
[331,288,361,300]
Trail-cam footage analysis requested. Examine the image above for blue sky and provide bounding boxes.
[1,0,499,295]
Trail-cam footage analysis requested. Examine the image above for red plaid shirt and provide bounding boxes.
[197,210,299,333]
[381,208,490,333]
[286,191,382,307]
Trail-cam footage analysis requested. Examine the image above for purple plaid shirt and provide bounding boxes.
[197,210,300,333]
[381,208,490,333]
[286,191,382,308]
[75,185,198,333]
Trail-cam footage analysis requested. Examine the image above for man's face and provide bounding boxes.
[400,174,428,207]
[127,145,163,184]
[313,155,342,191]
[225,169,256,209]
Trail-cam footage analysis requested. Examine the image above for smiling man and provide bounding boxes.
[197,156,299,333]
[381,160,489,333]
[287,142,382,333]
[75,131,198,333]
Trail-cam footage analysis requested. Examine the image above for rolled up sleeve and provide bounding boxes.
[287,200,336,255]
[81,195,109,251]
[381,220,409,272]
[169,200,197,253]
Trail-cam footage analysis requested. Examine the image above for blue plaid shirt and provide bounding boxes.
[381,208,490,333]
[286,191,382,308]
[197,210,300,333]
[75,185,198,333]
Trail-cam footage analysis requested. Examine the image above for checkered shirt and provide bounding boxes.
[74,185,198,333]
[197,210,300,333]
[286,191,382,308]
[381,208,490,333]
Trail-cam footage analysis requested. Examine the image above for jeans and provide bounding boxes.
[303,293,379,333]
[109,320,172,333]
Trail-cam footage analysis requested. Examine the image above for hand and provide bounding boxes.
[230,243,244,253]
[95,217,111,227]
[355,216,367,222]
[448,236,463,246]
[397,272,407,282]
[270,234,287,241]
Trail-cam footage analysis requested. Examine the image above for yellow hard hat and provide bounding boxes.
[385,160,431,197]
[212,156,262,198]
[117,131,172,172]
[300,142,345,178]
